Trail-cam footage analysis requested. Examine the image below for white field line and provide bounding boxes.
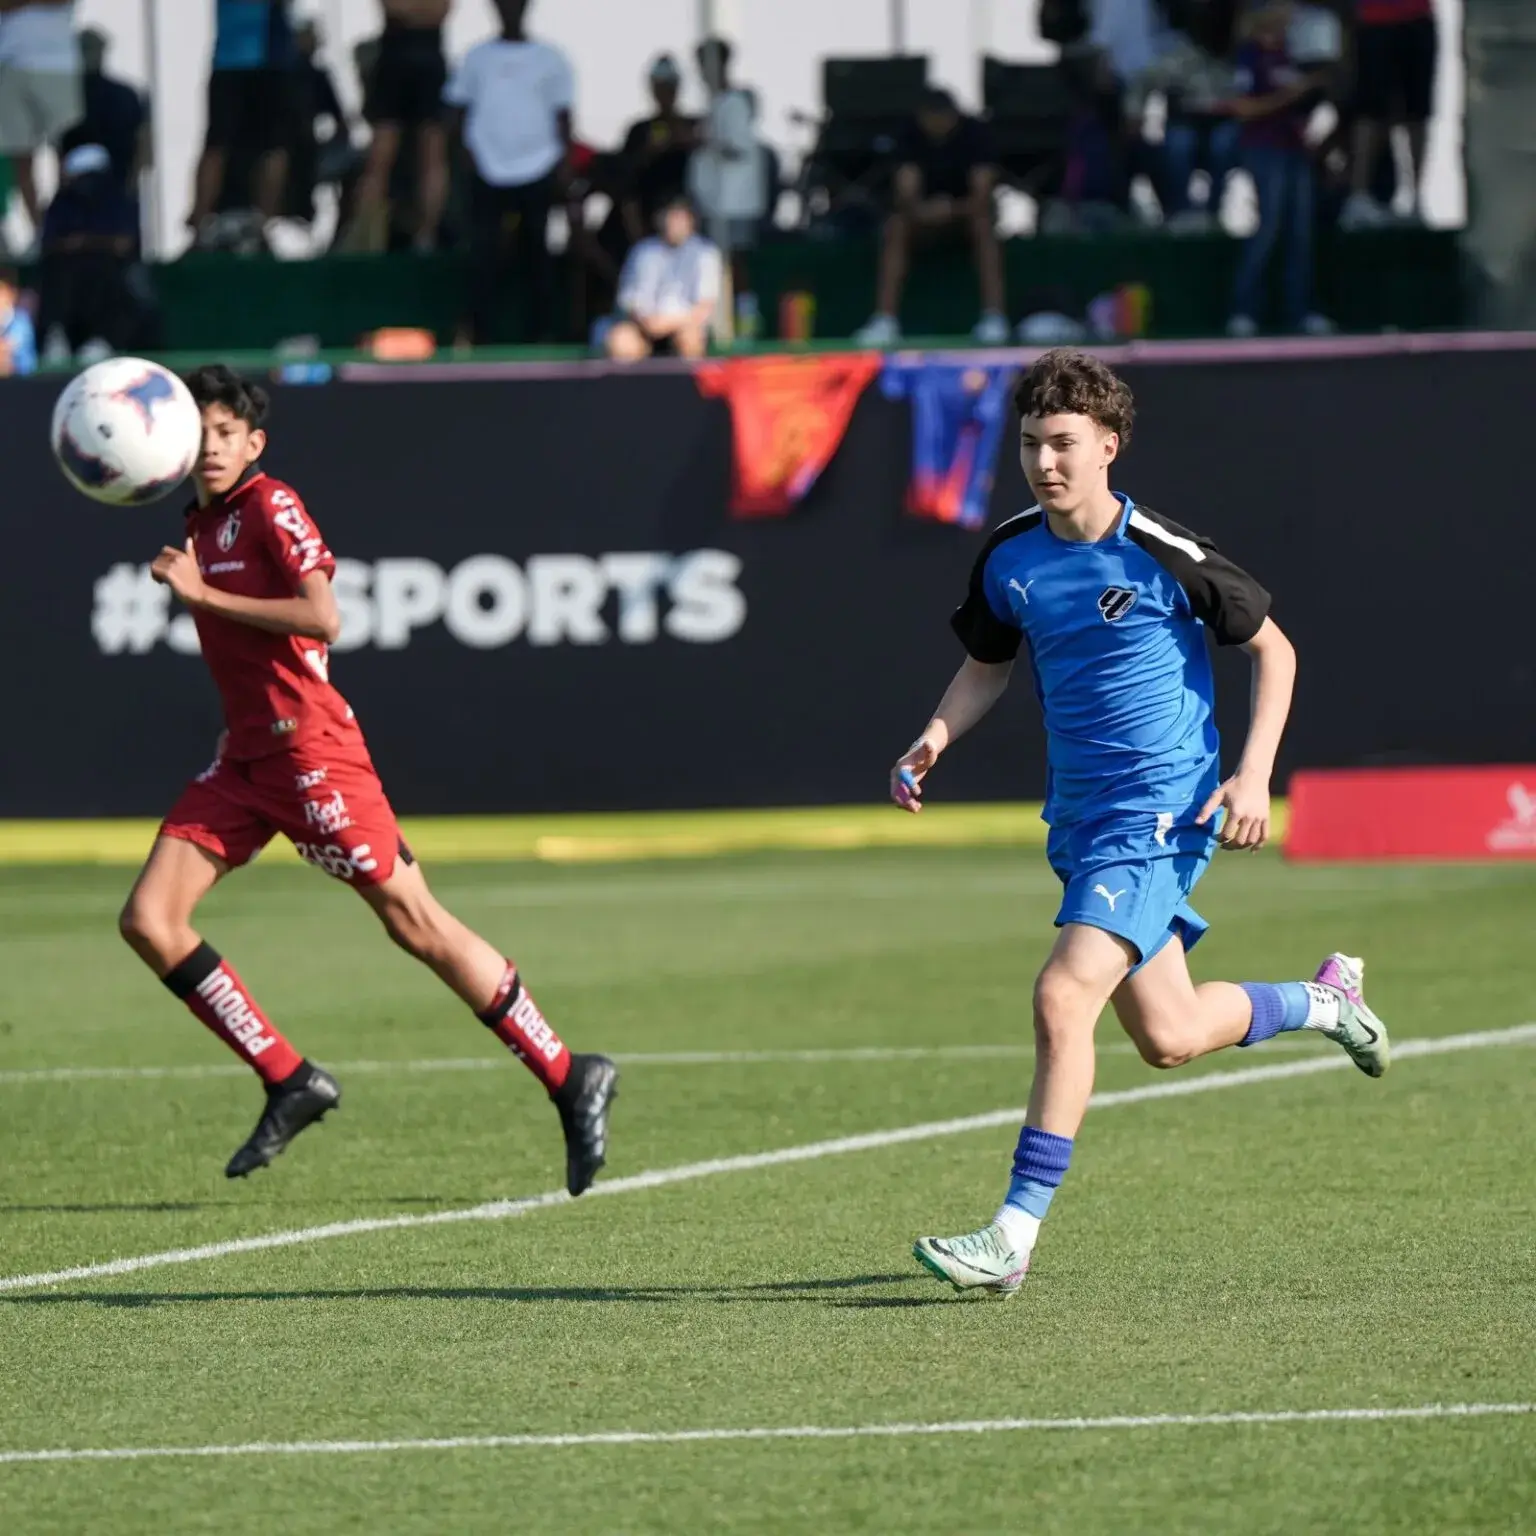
[2,1023,1532,1298]
[0,1042,1171,1086]
[1,1402,1530,1467]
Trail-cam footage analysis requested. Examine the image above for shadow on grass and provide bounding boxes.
[6,1273,931,1308]
[0,1202,216,1215]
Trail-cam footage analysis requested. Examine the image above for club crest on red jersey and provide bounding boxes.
[216,510,241,553]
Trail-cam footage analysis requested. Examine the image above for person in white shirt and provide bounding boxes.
[687,36,767,252]
[0,0,82,242]
[606,194,721,361]
[443,0,573,344]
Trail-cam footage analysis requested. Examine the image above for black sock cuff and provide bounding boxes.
[162,941,223,1001]
[477,968,522,1027]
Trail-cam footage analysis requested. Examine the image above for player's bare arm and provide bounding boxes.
[890,656,1012,812]
[1195,616,1297,851]
[151,544,341,642]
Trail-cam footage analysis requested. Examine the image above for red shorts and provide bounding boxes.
[161,726,404,887]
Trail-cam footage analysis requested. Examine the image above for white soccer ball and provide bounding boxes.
[51,358,202,506]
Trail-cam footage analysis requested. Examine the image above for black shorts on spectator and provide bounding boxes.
[854,89,1008,347]
[1342,4,1437,229]
[345,0,451,254]
[445,0,574,345]
[189,1,300,249]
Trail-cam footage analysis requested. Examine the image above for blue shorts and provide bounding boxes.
[1047,812,1218,973]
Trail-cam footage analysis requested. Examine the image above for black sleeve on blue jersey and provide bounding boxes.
[949,512,1040,663]
[1125,505,1271,646]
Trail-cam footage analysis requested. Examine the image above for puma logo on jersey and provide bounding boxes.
[1093,884,1127,911]
[1008,578,1036,605]
[1155,812,1174,847]
[302,649,330,683]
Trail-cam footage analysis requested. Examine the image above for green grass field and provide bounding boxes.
[1,844,1533,1534]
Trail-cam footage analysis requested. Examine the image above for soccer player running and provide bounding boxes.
[892,350,1388,1297]
[119,366,617,1188]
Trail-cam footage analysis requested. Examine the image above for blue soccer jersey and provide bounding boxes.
[950,494,1270,830]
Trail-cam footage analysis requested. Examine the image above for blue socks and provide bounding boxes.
[1003,1126,1074,1219]
[1238,981,1312,1047]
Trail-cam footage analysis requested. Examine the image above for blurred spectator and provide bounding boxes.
[346,0,450,252]
[0,1,82,255]
[1225,0,1332,336]
[688,37,769,256]
[287,19,360,230]
[618,54,698,248]
[605,193,720,361]
[446,0,573,344]
[217,17,354,235]
[1046,0,1169,233]
[1341,0,1435,228]
[59,26,146,195]
[853,88,1007,347]
[37,142,158,363]
[189,0,298,250]
[1129,1,1240,232]
[0,261,37,372]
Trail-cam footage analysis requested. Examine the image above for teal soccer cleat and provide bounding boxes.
[912,1222,1029,1297]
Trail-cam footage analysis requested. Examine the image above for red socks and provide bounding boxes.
[162,945,571,1097]
[162,942,303,1086]
[478,964,572,1093]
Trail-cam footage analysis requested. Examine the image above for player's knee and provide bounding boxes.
[606,323,647,361]
[883,212,911,245]
[118,894,177,966]
[1033,968,1095,1046]
[1133,1014,1198,1070]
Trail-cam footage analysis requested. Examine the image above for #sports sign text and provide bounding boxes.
[91,549,747,655]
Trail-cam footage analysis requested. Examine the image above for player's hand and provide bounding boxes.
[1196,770,1272,850]
[891,737,941,814]
[151,539,206,606]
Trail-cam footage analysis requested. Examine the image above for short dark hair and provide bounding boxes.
[696,34,732,67]
[1013,349,1134,446]
[919,87,959,115]
[183,364,269,429]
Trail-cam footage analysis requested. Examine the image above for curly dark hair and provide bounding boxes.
[183,364,269,429]
[1012,349,1135,447]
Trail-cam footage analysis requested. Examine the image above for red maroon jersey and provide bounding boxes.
[186,469,355,761]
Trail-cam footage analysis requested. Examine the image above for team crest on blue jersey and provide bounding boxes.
[217,511,241,552]
[1098,585,1137,622]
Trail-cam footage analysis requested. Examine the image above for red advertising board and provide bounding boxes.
[1286,767,1536,860]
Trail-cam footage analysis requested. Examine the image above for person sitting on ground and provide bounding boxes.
[605,194,721,361]
[853,88,1009,348]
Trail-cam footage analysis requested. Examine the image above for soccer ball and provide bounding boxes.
[51,358,202,506]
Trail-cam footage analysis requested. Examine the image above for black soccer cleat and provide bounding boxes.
[553,1053,618,1197]
[225,1062,341,1179]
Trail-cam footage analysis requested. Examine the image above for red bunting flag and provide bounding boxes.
[696,353,882,517]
